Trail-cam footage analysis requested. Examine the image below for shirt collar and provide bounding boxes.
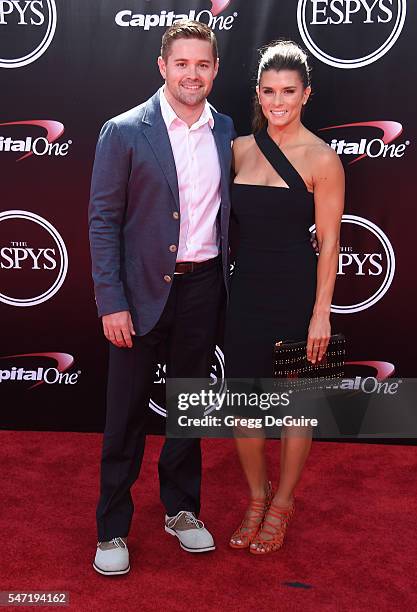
[159,86,214,130]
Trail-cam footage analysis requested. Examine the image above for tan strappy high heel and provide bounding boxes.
[249,499,295,554]
[229,482,273,549]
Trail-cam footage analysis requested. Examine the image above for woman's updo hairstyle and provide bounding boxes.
[253,40,311,133]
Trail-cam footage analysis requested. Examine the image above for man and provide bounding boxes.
[89,20,234,575]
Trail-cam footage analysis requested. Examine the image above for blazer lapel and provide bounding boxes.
[142,92,180,210]
[212,116,230,204]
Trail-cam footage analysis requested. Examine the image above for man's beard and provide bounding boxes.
[175,84,207,107]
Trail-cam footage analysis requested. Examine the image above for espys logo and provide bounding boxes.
[149,345,225,417]
[310,214,395,314]
[115,0,237,31]
[297,0,407,69]
[0,352,80,388]
[0,0,57,69]
[0,210,68,307]
[0,120,72,161]
[319,121,410,165]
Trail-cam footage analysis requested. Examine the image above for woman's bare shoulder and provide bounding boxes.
[233,134,255,153]
[233,135,256,169]
[303,131,342,171]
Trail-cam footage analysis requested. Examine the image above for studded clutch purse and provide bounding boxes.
[273,333,346,379]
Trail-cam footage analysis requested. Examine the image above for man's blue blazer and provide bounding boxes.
[89,89,235,336]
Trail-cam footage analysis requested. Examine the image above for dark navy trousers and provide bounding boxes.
[96,258,223,541]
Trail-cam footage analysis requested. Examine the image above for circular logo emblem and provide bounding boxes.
[149,345,225,418]
[310,215,395,314]
[0,0,57,69]
[0,210,68,307]
[297,0,406,69]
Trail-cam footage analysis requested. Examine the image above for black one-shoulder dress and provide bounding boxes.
[224,129,317,378]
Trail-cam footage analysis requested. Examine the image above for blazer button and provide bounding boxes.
[169,244,177,253]
[173,211,179,220]
[163,275,172,283]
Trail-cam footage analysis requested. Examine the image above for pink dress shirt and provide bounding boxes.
[159,87,222,263]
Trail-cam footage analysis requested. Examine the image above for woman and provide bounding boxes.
[225,41,344,554]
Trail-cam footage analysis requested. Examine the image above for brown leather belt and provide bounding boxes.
[174,255,220,275]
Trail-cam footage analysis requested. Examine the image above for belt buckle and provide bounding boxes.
[174,261,194,274]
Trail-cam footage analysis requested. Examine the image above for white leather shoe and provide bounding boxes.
[93,537,130,575]
[165,511,215,553]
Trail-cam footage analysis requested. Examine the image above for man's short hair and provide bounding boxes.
[161,20,218,62]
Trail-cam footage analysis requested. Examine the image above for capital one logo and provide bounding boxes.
[319,121,410,164]
[115,0,237,31]
[0,210,68,307]
[0,0,57,68]
[310,215,395,313]
[0,120,72,161]
[297,0,407,68]
[211,1,231,15]
[0,352,80,388]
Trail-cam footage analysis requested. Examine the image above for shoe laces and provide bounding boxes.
[97,537,127,549]
[167,511,204,530]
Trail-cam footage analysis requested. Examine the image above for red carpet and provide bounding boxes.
[1,432,416,611]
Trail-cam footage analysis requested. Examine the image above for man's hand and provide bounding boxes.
[102,311,136,348]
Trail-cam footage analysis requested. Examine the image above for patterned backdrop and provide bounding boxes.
[0,0,415,432]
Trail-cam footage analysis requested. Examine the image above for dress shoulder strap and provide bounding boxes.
[254,126,308,192]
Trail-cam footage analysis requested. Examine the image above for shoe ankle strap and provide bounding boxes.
[268,502,294,518]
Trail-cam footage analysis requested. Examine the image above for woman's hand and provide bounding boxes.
[306,314,331,364]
